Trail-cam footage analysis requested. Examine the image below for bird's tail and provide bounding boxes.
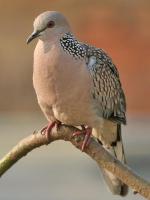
[94,122,128,196]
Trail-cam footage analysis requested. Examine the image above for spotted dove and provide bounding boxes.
[27,11,128,196]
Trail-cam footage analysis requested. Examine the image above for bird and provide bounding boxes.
[27,11,128,196]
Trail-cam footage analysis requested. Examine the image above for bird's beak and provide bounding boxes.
[26,31,40,44]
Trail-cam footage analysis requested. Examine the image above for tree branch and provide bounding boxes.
[0,125,150,199]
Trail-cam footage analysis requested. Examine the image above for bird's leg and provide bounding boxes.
[72,127,92,151]
[41,120,61,140]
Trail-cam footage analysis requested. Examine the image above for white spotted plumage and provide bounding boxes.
[60,33,86,59]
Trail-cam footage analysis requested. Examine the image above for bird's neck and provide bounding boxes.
[38,32,67,53]
[39,32,86,59]
[59,32,86,59]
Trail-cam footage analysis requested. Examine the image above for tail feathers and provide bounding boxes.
[98,124,128,196]
[101,168,128,196]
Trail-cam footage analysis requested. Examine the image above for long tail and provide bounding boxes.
[95,123,128,196]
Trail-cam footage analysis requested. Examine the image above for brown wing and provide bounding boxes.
[85,46,126,124]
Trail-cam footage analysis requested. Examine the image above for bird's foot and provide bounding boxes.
[41,121,61,141]
[72,126,92,151]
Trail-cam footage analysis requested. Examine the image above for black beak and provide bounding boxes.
[26,31,40,44]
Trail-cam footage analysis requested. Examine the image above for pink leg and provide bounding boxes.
[72,127,92,151]
[41,121,61,140]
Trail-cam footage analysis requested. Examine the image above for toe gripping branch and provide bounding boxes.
[41,122,92,151]
[72,126,92,151]
[41,121,61,140]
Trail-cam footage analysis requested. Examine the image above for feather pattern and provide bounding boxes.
[60,33,126,124]
[84,45,126,124]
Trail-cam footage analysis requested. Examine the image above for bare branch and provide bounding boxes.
[0,125,150,199]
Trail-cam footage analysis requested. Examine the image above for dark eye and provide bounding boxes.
[47,21,55,28]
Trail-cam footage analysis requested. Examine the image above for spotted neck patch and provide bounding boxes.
[60,33,86,59]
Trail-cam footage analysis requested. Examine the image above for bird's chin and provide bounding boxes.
[38,32,48,41]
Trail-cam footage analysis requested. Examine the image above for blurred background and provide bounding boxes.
[0,0,149,199]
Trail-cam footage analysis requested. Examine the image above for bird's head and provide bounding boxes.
[27,11,71,44]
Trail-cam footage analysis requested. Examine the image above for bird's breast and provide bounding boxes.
[33,40,96,125]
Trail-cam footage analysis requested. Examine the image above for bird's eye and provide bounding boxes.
[47,21,55,28]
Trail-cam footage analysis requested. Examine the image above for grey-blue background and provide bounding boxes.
[0,114,149,200]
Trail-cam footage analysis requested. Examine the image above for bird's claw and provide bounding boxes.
[41,121,61,141]
[72,127,92,151]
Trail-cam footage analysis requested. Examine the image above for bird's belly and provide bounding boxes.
[52,93,95,126]
[34,75,96,125]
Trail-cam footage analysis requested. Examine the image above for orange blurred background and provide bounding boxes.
[0,0,149,115]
